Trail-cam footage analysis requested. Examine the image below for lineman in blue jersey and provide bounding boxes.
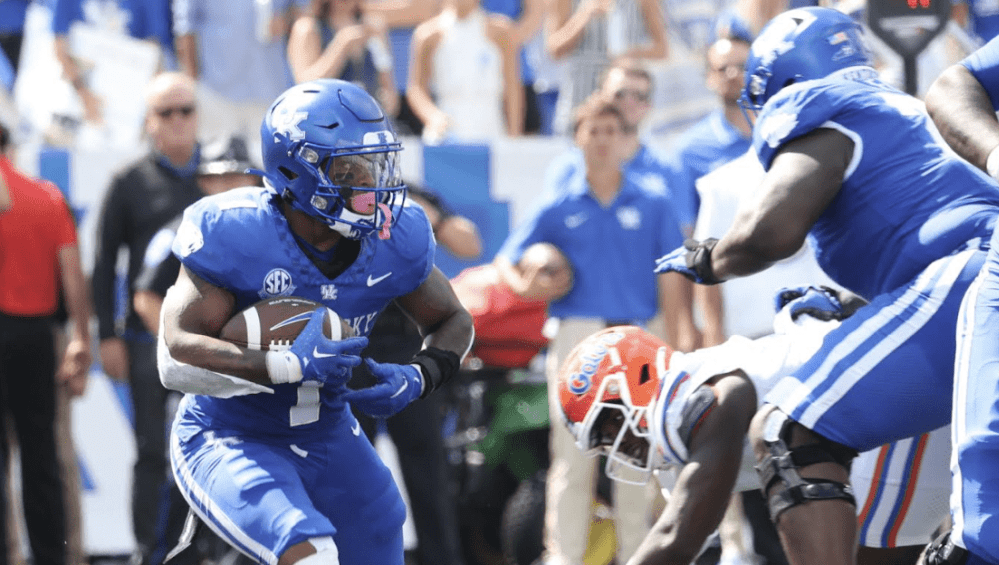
[925,34,999,565]
[654,7,999,565]
[157,79,474,565]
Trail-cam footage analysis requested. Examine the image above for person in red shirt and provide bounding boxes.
[0,120,91,565]
[453,242,573,369]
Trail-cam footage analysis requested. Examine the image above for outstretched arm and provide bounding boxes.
[711,128,850,280]
[627,373,757,565]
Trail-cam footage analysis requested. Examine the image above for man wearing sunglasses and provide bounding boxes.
[90,71,205,565]
[666,36,752,242]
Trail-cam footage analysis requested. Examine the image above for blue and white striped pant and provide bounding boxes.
[765,246,986,452]
[170,399,407,565]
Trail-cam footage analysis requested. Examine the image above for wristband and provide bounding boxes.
[265,350,303,384]
[987,145,999,182]
[410,347,460,398]
[688,238,720,285]
[409,364,427,397]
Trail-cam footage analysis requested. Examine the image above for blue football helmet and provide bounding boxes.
[259,79,406,239]
[740,7,873,114]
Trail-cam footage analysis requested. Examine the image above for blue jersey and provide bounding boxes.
[171,187,435,437]
[754,67,999,299]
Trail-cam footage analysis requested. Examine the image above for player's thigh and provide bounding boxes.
[170,424,335,565]
[852,425,950,549]
[309,419,407,565]
[766,248,984,452]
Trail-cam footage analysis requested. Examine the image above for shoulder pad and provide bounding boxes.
[172,188,268,288]
[753,77,852,169]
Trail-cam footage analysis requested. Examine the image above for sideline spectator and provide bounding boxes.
[482,0,546,134]
[133,134,261,339]
[348,183,481,565]
[90,71,204,565]
[495,94,686,565]
[52,0,175,124]
[544,59,700,352]
[408,0,525,143]
[287,0,399,117]
[545,0,668,136]
[667,36,752,241]
[453,242,573,369]
[174,0,297,165]
[366,0,444,137]
[0,120,91,565]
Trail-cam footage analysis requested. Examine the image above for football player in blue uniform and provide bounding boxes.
[925,35,999,565]
[654,7,999,565]
[156,79,474,565]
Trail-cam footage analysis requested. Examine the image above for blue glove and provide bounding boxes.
[342,359,424,418]
[653,238,721,284]
[774,286,845,321]
[285,308,368,386]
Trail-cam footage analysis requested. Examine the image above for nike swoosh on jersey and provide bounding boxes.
[351,420,362,436]
[367,272,393,286]
[313,347,336,359]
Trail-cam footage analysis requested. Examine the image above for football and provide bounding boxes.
[219,297,354,351]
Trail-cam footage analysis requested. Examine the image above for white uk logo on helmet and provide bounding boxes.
[270,91,315,141]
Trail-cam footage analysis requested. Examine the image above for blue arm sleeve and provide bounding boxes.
[963,35,999,110]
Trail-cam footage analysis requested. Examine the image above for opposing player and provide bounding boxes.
[158,79,474,565]
[557,287,950,565]
[924,35,999,565]
[653,8,999,564]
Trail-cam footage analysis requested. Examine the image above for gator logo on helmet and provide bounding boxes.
[567,331,626,395]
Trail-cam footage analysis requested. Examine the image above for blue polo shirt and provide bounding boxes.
[543,144,679,204]
[499,171,683,322]
[667,109,751,236]
[172,0,294,103]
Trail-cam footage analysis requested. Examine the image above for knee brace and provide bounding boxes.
[293,537,340,565]
[755,410,858,522]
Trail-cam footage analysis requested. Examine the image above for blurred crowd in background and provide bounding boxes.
[0,1,996,565]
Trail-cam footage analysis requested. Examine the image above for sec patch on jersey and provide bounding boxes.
[220,297,354,351]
